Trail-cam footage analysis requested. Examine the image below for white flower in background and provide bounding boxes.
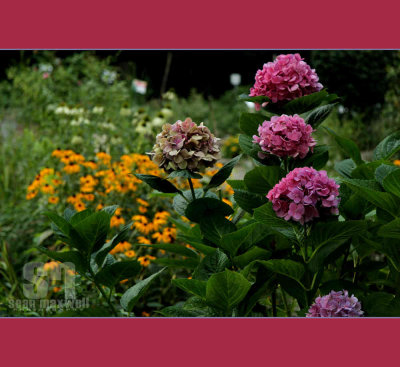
[99,122,116,131]
[46,104,57,112]
[245,101,256,110]
[101,69,117,85]
[120,107,132,116]
[69,107,85,116]
[55,106,69,115]
[93,133,108,152]
[110,137,123,145]
[160,107,173,119]
[152,116,165,128]
[39,64,53,74]
[92,106,104,114]
[135,120,152,135]
[54,105,85,116]
[70,117,90,126]
[162,90,176,101]
[71,136,84,145]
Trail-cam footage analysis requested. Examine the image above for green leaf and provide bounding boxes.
[38,247,87,274]
[260,259,305,286]
[238,134,261,160]
[177,234,216,255]
[238,94,271,104]
[172,278,207,299]
[253,203,297,241]
[244,166,283,195]
[168,170,202,180]
[173,189,217,217]
[193,249,230,280]
[239,112,267,136]
[281,90,331,114]
[382,169,400,198]
[101,205,119,217]
[375,164,398,185]
[303,103,337,128]
[342,178,400,217]
[294,145,329,170]
[138,243,198,258]
[92,223,131,267]
[69,209,95,225]
[220,222,271,256]
[323,127,363,165]
[373,130,400,160]
[352,161,385,180]
[233,189,268,214]
[44,211,87,252]
[234,247,271,269]
[152,258,199,269]
[200,215,236,245]
[94,260,141,288]
[74,211,111,254]
[307,220,366,272]
[185,198,233,223]
[362,236,400,272]
[135,174,181,194]
[206,155,242,190]
[378,218,400,239]
[335,159,356,178]
[120,268,166,312]
[226,179,248,190]
[63,208,76,222]
[158,305,207,317]
[205,269,252,314]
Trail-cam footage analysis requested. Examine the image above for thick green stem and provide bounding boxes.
[232,208,245,225]
[281,288,290,317]
[272,288,277,317]
[188,178,196,201]
[89,269,118,316]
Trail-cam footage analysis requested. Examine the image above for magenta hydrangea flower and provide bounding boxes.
[306,290,363,317]
[250,53,323,108]
[252,114,316,159]
[267,167,340,224]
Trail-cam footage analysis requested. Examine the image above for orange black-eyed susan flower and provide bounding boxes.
[137,236,151,245]
[124,250,136,258]
[48,196,59,204]
[64,162,80,174]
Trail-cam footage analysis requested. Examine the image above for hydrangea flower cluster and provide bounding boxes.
[267,167,340,224]
[306,290,363,317]
[252,114,316,159]
[152,118,221,172]
[250,53,323,107]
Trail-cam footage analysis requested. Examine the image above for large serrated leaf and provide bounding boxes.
[120,268,166,312]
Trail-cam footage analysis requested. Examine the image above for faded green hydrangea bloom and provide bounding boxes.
[152,118,221,172]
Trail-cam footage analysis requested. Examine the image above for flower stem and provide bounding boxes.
[281,288,290,317]
[188,178,196,201]
[232,208,245,225]
[89,268,118,316]
[272,287,277,317]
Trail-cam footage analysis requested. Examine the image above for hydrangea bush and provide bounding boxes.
[38,52,400,317]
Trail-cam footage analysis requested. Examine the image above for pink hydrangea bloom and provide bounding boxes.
[252,114,316,159]
[267,167,340,224]
[306,290,363,317]
[250,53,323,108]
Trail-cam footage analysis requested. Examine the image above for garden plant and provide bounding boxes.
[2,51,400,317]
